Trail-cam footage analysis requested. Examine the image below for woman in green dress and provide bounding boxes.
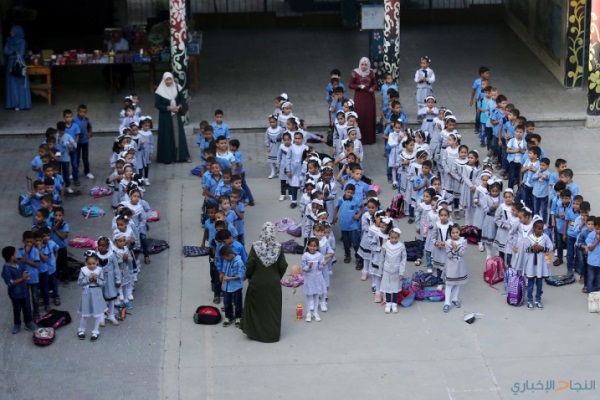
[154,72,191,164]
[242,222,288,343]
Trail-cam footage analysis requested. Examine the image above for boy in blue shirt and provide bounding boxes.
[342,166,370,203]
[32,144,49,179]
[73,104,94,180]
[551,188,572,267]
[33,230,51,313]
[63,109,82,186]
[506,124,526,190]
[50,207,69,286]
[21,179,45,224]
[202,160,222,205]
[380,73,399,122]
[490,94,507,167]
[584,217,600,293]
[230,189,245,245]
[519,145,540,210]
[477,85,491,148]
[577,214,595,291]
[229,139,255,206]
[325,69,345,102]
[197,124,214,175]
[211,109,230,141]
[469,66,490,133]
[2,246,36,334]
[55,121,77,194]
[214,135,237,174]
[17,231,41,318]
[565,196,584,276]
[218,246,246,328]
[559,169,579,197]
[333,184,363,264]
[40,226,61,306]
[532,157,550,225]
[548,158,567,195]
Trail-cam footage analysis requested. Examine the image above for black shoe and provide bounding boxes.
[248,201,255,206]
[290,202,297,209]
[213,296,221,304]
[74,180,81,187]
[90,333,99,342]
[78,332,85,340]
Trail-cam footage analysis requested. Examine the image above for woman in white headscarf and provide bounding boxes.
[154,72,190,164]
[348,57,377,145]
[242,222,288,343]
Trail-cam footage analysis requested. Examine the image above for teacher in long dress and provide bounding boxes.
[242,222,288,343]
[3,25,31,111]
[348,57,377,145]
[154,72,191,164]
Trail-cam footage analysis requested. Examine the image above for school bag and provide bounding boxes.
[286,224,302,237]
[18,176,33,217]
[82,205,105,219]
[182,246,211,257]
[68,235,97,249]
[281,273,304,288]
[412,270,442,287]
[35,309,72,329]
[483,256,506,288]
[89,186,113,198]
[33,327,55,347]
[506,273,525,307]
[275,217,297,232]
[370,183,381,196]
[415,288,445,302]
[147,209,160,222]
[460,225,480,245]
[545,274,576,286]
[280,239,304,255]
[191,165,202,176]
[146,238,170,254]
[386,194,405,219]
[398,277,416,307]
[405,240,420,262]
[115,304,130,321]
[193,305,222,325]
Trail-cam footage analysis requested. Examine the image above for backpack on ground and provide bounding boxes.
[35,309,72,329]
[386,194,405,219]
[412,270,442,287]
[193,305,222,324]
[460,225,480,245]
[18,176,34,217]
[281,273,304,288]
[484,256,506,288]
[405,240,420,262]
[115,304,130,321]
[82,205,105,219]
[275,217,296,232]
[146,238,170,254]
[280,239,304,255]
[33,327,55,346]
[370,183,381,195]
[398,278,416,307]
[506,273,525,307]
[588,292,600,313]
[89,186,113,198]
[147,209,160,222]
[415,288,445,302]
[191,165,202,176]
[545,274,576,286]
[183,246,211,257]
[286,224,302,237]
[68,235,97,248]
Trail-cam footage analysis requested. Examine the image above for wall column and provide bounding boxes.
[564,0,586,88]
[170,0,189,113]
[383,0,400,85]
[586,0,600,125]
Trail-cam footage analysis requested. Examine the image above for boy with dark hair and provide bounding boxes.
[333,184,363,264]
[551,188,572,267]
[73,104,94,180]
[229,139,254,206]
[218,246,246,328]
[584,217,600,293]
[2,246,36,334]
[211,109,230,140]
[532,157,551,224]
[470,66,490,133]
[63,109,82,186]
[18,231,41,318]
[565,196,585,276]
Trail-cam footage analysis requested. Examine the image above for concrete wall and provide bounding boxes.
[502,0,568,85]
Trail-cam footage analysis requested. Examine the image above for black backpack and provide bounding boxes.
[193,306,222,325]
[35,309,72,329]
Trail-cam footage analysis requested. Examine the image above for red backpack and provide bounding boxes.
[386,194,405,219]
[484,256,506,288]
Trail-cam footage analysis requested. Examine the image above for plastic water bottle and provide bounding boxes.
[295,304,303,320]
[546,253,551,268]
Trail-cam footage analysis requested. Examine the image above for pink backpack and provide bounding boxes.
[370,184,381,195]
[484,256,506,288]
[89,186,113,198]
[147,209,160,222]
[68,235,97,249]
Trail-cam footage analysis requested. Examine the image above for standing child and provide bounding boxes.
[2,246,36,334]
[76,251,104,341]
[380,227,407,314]
[522,220,553,310]
[333,184,363,265]
[369,216,393,303]
[443,224,468,313]
[440,133,460,201]
[278,102,294,130]
[316,167,337,223]
[302,238,327,323]
[481,182,502,259]
[277,132,292,201]
[229,139,254,206]
[219,246,246,328]
[266,115,284,179]
[313,223,334,312]
[138,116,154,185]
[358,201,381,280]
[415,188,436,268]
[73,104,94,180]
[552,189,572,267]
[288,132,308,209]
[458,150,481,225]
[469,66,490,133]
[418,96,438,134]
[397,137,416,200]
[584,217,600,293]
[414,56,435,113]
[431,208,452,280]
[532,157,550,224]
[211,109,231,141]
[55,121,76,194]
[18,231,40,318]
[494,188,516,263]
[96,237,121,326]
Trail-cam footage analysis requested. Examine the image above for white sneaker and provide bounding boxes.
[144,178,151,186]
[279,195,286,201]
[128,294,134,301]
[319,302,328,312]
[313,312,321,322]
[392,303,398,313]
[478,242,484,252]
[385,303,392,314]
[86,173,95,179]
[134,274,138,282]
[268,173,276,179]
[99,318,106,327]
[69,175,73,180]
[305,312,312,322]
[288,195,293,201]
[66,187,74,194]
[118,294,124,301]
[108,317,119,326]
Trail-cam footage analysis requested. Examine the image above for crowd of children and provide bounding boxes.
[3,94,164,341]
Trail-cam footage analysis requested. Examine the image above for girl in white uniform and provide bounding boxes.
[380,227,407,314]
[302,238,327,322]
[414,56,435,111]
[77,252,105,341]
[265,115,284,178]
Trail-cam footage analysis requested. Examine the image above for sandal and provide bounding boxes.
[144,256,151,264]
[415,259,422,266]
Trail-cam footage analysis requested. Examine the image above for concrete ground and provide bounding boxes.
[0,23,599,400]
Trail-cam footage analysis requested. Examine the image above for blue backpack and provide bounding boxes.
[82,205,105,219]
[18,194,33,217]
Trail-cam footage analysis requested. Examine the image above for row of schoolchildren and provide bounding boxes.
[196,110,254,328]
[6,106,97,335]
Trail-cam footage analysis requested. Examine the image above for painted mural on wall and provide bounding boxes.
[370,30,385,87]
[383,0,400,87]
[170,0,189,95]
[588,1,600,114]
[565,0,586,88]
